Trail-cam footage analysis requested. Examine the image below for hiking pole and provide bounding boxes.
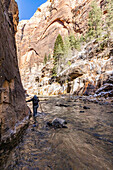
[39,102,43,113]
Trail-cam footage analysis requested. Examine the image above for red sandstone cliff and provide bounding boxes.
[0,0,29,148]
[16,0,108,72]
[16,0,95,68]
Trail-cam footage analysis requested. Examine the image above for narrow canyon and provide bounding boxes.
[0,0,113,169]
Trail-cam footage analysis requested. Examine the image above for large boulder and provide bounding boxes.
[47,118,67,128]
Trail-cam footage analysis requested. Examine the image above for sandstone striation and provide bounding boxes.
[0,0,29,149]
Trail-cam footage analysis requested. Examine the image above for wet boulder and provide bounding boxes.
[47,118,67,129]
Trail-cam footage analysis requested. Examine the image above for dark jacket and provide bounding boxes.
[26,95,39,107]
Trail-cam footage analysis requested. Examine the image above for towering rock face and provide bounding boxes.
[2,0,19,33]
[0,0,29,144]
[16,0,113,101]
[16,0,94,65]
[16,0,95,94]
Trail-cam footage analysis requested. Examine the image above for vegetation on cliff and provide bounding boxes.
[86,1,103,41]
[52,33,82,75]
[53,34,64,75]
[16,0,113,99]
[44,53,47,65]
[52,0,113,76]
[86,0,113,41]
[105,0,113,38]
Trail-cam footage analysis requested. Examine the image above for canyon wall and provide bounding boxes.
[16,0,113,103]
[0,0,29,146]
[16,0,94,67]
[16,0,95,95]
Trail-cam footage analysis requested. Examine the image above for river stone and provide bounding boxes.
[47,118,67,128]
[83,106,90,109]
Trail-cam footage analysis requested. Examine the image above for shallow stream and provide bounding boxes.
[3,96,113,169]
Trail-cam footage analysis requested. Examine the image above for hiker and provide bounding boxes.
[26,95,42,122]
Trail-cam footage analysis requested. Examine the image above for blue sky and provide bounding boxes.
[15,0,47,21]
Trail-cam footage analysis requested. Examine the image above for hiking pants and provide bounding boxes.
[33,105,39,118]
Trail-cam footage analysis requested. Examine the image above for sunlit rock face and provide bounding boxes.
[16,0,113,101]
[61,39,113,98]
[0,0,29,144]
[16,0,96,95]
[16,0,94,62]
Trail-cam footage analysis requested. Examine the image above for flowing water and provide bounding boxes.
[2,96,113,169]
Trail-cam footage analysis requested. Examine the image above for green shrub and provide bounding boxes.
[67,61,71,66]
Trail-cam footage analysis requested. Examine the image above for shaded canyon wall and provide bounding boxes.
[0,0,29,145]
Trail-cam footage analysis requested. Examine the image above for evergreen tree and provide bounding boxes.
[64,36,72,59]
[48,54,51,61]
[106,0,113,35]
[75,35,81,51]
[69,33,76,49]
[52,65,57,76]
[53,34,64,58]
[55,44,64,74]
[44,53,47,65]
[69,33,81,51]
[87,1,103,40]
[53,34,64,75]
[80,34,86,43]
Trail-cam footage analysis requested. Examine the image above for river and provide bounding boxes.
[2,96,113,169]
